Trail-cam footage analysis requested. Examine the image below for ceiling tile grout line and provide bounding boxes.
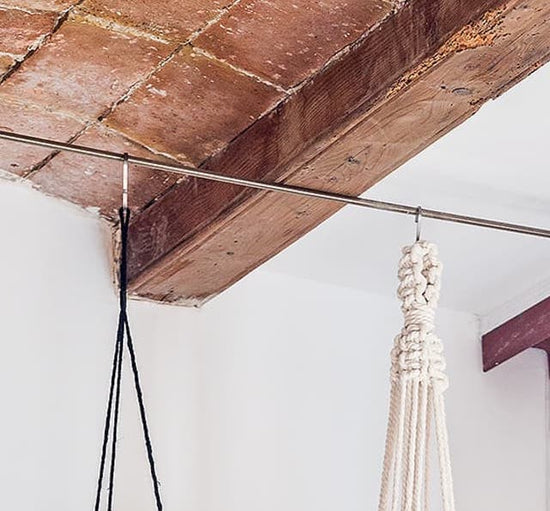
[1,128,549,240]
[192,46,288,93]
[0,0,85,85]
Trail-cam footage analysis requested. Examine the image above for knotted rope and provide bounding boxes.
[378,241,455,511]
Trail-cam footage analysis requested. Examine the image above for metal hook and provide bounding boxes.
[415,206,422,242]
[122,152,129,210]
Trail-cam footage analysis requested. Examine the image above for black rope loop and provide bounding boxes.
[94,207,163,511]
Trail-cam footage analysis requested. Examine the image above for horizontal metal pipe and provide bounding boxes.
[1,129,550,239]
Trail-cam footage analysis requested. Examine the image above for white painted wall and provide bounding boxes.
[0,179,547,510]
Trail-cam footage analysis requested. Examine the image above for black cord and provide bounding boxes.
[93,207,163,511]
[107,315,124,511]
[93,314,123,511]
[124,316,163,510]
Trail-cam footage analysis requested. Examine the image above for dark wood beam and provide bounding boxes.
[482,297,550,372]
[126,0,550,305]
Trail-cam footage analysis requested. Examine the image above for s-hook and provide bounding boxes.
[122,152,129,210]
[415,206,422,242]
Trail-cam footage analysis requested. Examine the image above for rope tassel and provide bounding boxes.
[378,241,455,511]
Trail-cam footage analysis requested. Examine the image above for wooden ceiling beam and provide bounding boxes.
[126,0,550,305]
[483,297,550,372]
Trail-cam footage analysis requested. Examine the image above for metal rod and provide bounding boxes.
[1,129,550,239]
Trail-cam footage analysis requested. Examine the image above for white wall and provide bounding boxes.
[0,180,547,510]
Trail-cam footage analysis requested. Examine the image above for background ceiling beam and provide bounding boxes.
[126,0,550,305]
[483,297,550,372]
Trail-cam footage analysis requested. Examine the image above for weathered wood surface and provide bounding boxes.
[125,0,550,304]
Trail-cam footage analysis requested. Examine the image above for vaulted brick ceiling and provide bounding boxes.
[1,0,549,304]
[0,0,386,218]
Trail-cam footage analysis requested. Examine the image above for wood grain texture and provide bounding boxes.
[483,297,550,372]
[127,0,550,304]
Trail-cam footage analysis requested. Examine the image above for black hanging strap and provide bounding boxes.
[93,312,123,511]
[94,207,163,511]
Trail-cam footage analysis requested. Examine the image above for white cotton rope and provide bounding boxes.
[378,241,455,511]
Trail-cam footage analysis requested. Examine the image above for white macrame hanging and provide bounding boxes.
[378,241,455,511]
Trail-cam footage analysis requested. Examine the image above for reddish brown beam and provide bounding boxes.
[126,0,550,305]
[482,297,550,372]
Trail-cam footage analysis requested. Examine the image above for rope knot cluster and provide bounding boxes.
[378,240,455,511]
[391,241,448,391]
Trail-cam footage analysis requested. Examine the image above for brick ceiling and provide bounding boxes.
[0,0,390,220]
[2,0,549,304]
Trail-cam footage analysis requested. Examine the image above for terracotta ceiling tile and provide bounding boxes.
[0,19,176,120]
[0,0,76,11]
[30,124,180,219]
[0,8,57,56]
[0,98,83,176]
[194,0,393,88]
[105,48,283,165]
[79,0,227,42]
